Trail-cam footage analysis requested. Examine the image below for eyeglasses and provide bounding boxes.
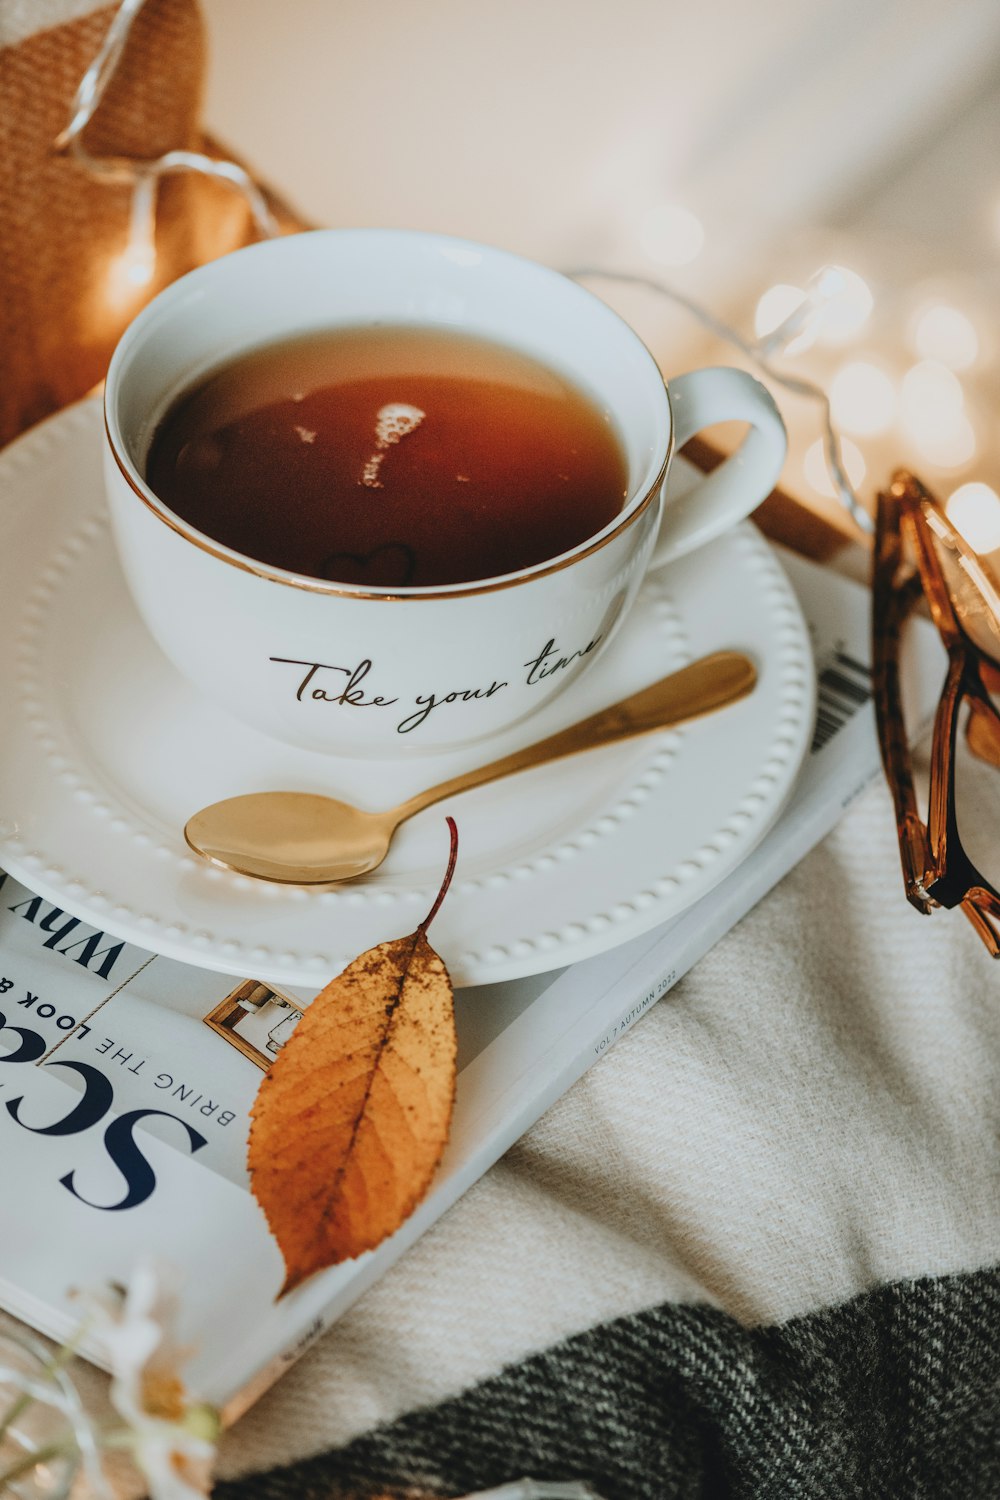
[873,469,1000,956]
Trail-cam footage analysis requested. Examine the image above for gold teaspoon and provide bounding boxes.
[184,650,756,885]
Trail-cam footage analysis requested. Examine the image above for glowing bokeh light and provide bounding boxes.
[899,361,970,466]
[123,244,155,287]
[829,359,896,436]
[946,482,1000,554]
[104,243,155,310]
[900,358,965,437]
[803,436,866,499]
[910,302,979,370]
[638,203,705,267]
[816,265,873,344]
[754,284,817,355]
[912,411,977,471]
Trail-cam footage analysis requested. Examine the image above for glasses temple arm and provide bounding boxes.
[872,492,934,911]
[961,897,1000,958]
[925,647,966,884]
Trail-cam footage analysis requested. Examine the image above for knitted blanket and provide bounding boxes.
[206,743,1000,1497]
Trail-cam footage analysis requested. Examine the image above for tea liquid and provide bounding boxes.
[145,326,629,588]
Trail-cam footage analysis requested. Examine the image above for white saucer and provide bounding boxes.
[0,401,815,989]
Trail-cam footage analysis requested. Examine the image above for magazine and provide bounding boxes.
[0,546,942,1421]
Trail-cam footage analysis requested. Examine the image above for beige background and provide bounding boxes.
[198,1,1000,281]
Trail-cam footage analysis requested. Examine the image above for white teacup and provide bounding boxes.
[103,229,786,756]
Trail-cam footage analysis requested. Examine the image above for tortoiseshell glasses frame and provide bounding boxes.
[872,469,1000,956]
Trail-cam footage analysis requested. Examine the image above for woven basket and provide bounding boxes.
[0,0,293,446]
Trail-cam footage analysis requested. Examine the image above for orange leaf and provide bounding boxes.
[248,821,459,1296]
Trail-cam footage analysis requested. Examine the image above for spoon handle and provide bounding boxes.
[394,650,756,823]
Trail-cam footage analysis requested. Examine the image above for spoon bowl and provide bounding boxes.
[186,793,395,884]
[185,650,757,885]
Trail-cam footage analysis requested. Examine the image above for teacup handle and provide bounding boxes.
[649,366,787,570]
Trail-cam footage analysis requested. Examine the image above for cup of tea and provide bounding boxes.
[103,229,786,755]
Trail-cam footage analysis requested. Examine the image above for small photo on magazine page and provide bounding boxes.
[203,982,305,1071]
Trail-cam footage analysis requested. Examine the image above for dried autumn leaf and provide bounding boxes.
[249,820,459,1295]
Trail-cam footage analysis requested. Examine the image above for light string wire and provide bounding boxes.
[54,0,279,278]
[566,266,874,537]
[0,1333,109,1498]
[59,0,871,538]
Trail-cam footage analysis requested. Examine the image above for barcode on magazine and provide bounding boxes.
[811,648,872,752]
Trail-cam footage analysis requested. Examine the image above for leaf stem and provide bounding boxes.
[420,817,459,932]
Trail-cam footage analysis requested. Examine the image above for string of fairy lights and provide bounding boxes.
[567,264,873,535]
[58,0,1000,561]
[597,203,1000,561]
[54,0,278,295]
